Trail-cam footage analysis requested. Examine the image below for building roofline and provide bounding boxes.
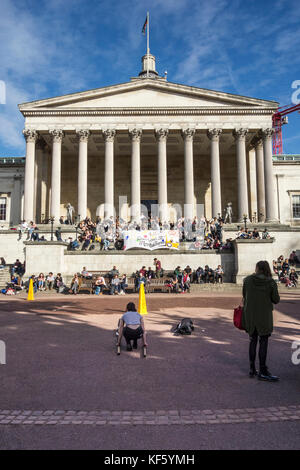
[18,78,279,110]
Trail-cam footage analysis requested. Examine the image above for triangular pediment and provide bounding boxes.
[19,79,278,112]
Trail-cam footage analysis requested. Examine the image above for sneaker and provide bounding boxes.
[249,366,258,378]
[258,368,279,382]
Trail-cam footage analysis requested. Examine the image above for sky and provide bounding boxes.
[0,0,299,156]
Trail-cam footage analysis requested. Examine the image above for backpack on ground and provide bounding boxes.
[173,318,194,335]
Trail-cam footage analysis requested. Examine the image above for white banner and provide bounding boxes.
[123,230,179,251]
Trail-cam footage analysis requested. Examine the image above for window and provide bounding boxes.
[0,197,7,221]
[292,195,300,219]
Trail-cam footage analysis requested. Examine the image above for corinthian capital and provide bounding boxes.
[233,128,248,140]
[36,137,48,151]
[259,128,274,139]
[207,128,222,141]
[102,129,116,142]
[76,129,90,142]
[155,128,169,142]
[23,129,38,143]
[129,128,142,142]
[251,136,263,150]
[50,129,64,143]
[181,128,195,141]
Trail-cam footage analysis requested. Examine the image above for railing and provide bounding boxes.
[0,157,25,165]
[273,154,300,162]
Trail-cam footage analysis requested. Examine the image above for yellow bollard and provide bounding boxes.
[138,282,148,315]
[27,278,35,301]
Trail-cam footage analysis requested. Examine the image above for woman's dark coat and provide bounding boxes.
[242,273,280,336]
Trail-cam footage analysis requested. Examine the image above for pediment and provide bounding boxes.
[19,79,278,112]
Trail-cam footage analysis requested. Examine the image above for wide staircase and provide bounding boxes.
[0,267,11,288]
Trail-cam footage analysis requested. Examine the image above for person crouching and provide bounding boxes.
[117,302,147,351]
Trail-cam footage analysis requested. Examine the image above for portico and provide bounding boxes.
[19,53,278,224]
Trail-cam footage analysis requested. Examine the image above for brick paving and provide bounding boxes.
[0,405,300,426]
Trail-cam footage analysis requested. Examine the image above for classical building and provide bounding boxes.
[0,157,25,226]
[18,52,299,226]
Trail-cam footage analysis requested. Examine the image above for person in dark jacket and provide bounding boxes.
[242,260,280,381]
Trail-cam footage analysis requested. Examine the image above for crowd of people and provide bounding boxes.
[1,257,227,296]
[65,215,235,252]
[15,215,279,254]
[2,253,299,295]
[272,252,299,288]
[133,262,225,294]
[236,227,271,240]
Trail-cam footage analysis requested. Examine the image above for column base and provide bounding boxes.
[265,218,279,224]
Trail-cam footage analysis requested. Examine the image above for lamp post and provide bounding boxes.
[243,214,248,231]
[50,216,55,241]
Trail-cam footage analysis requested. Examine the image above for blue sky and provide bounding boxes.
[0,0,299,156]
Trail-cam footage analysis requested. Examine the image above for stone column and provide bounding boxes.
[254,139,265,222]
[261,128,277,223]
[207,128,222,218]
[182,128,195,220]
[77,130,90,221]
[11,176,22,225]
[129,128,142,222]
[49,129,64,222]
[23,129,38,222]
[233,128,249,221]
[155,128,169,222]
[103,129,116,219]
[35,138,47,223]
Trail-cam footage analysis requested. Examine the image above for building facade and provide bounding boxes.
[0,157,24,226]
[0,53,296,227]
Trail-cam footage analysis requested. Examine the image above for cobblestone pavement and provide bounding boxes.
[1,405,300,426]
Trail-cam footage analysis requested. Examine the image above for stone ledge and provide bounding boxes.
[24,241,69,246]
[64,249,234,256]
[234,238,274,244]
[224,224,300,232]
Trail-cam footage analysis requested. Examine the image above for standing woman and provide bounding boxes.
[242,260,280,381]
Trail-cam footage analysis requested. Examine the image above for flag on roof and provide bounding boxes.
[142,16,148,35]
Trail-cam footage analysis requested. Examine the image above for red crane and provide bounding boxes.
[272,103,300,155]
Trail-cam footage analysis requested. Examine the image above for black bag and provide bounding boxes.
[89,244,95,251]
[173,318,194,335]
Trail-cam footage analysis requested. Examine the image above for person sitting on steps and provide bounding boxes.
[117,302,147,351]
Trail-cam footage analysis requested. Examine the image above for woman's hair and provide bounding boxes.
[126,302,136,312]
[256,260,272,278]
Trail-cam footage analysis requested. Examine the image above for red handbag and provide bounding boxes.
[233,305,244,330]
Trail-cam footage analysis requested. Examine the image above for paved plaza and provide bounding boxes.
[0,291,299,450]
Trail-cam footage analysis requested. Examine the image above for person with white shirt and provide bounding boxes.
[117,302,147,351]
[46,272,55,290]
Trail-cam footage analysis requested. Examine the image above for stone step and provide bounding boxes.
[0,268,11,288]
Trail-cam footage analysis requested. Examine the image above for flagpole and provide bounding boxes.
[147,11,150,78]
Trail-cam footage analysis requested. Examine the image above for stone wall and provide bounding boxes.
[63,250,235,281]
